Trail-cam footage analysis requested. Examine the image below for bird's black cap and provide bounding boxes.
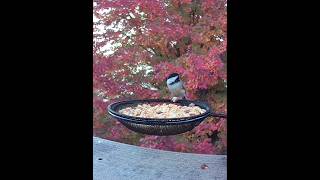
[167,73,180,80]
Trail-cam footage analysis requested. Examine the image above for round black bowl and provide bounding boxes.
[107,99,226,136]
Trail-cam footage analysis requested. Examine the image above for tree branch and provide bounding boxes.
[139,45,155,55]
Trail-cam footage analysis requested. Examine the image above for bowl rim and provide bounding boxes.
[107,99,213,125]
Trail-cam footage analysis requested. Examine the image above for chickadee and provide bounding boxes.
[166,73,186,102]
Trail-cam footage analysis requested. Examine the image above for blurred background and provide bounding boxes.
[93,0,227,154]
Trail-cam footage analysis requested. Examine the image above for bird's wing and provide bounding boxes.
[181,84,187,98]
[182,84,186,92]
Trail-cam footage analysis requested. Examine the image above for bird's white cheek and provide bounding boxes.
[166,76,178,85]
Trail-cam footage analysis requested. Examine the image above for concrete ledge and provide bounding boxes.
[93,137,227,180]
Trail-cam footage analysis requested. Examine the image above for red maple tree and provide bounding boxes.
[93,0,227,154]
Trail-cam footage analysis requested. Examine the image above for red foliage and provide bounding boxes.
[193,138,215,154]
[139,136,176,151]
[174,143,189,152]
[93,0,227,154]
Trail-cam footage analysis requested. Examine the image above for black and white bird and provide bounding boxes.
[166,73,186,102]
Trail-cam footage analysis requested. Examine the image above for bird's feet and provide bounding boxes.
[172,97,182,102]
[171,97,178,102]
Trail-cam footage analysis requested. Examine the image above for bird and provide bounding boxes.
[166,73,186,102]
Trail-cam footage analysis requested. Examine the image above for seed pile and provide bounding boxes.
[118,103,206,119]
